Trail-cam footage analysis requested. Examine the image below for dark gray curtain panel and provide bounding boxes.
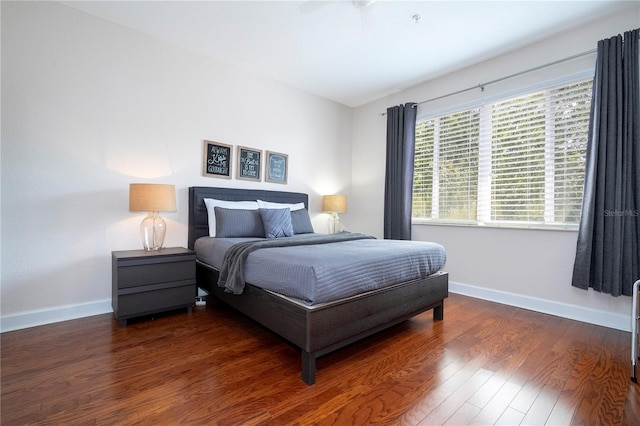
[572,29,640,296]
[384,103,417,240]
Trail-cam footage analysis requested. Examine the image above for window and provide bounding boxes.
[413,79,592,229]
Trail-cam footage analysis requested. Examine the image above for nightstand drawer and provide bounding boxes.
[112,247,196,327]
[117,284,195,317]
[117,260,195,289]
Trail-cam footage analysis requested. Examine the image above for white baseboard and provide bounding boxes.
[450,281,631,332]
[1,284,631,333]
[1,299,112,333]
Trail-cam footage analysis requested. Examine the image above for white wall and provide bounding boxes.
[1,1,353,331]
[351,5,640,331]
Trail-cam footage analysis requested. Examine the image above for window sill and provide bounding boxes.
[411,219,579,232]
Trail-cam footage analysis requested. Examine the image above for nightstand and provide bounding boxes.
[112,247,196,327]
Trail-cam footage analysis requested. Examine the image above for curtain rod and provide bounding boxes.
[379,48,597,116]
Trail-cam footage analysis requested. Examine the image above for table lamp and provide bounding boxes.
[322,194,347,234]
[129,183,176,251]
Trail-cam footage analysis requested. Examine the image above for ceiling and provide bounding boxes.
[59,0,634,107]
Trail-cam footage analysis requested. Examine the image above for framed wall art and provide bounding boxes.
[236,146,262,181]
[265,150,288,185]
[202,140,232,179]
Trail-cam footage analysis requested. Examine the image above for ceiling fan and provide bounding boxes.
[299,1,376,14]
[299,0,378,28]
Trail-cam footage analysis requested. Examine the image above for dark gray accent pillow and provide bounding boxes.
[291,208,314,234]
[259,208,294,239]
[214,207,265,238]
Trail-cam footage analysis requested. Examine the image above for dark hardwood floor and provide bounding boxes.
[2,293,638,425]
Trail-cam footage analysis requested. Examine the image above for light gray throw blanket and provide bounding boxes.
[218,232,375,295]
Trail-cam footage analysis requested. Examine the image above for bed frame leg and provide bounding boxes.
[433,302,444,321]
[301,351,316,385]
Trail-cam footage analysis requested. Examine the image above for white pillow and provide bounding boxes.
[203,198,259,237]
[256,200,305,211]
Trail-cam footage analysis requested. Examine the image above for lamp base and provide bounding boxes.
[140,212,166,251]
[327,212,341,234]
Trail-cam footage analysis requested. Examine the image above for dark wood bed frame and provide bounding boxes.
[188,186,449,385]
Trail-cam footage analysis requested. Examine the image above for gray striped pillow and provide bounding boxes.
[259,208,294,239]
[214,207,265,238]
[291,208,314,234]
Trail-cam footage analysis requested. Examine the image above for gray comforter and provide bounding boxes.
[218,232,375,294]
[195,233,446,305]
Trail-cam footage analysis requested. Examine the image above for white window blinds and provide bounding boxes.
[413,78,592,228]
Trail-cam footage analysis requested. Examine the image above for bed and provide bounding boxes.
[188,186,448,385]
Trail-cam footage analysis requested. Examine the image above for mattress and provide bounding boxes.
[195,234,446,305]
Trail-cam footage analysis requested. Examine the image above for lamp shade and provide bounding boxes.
[129,184,176,212]
[322,194,347,213]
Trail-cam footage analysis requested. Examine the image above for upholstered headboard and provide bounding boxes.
[188,186,309,249]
